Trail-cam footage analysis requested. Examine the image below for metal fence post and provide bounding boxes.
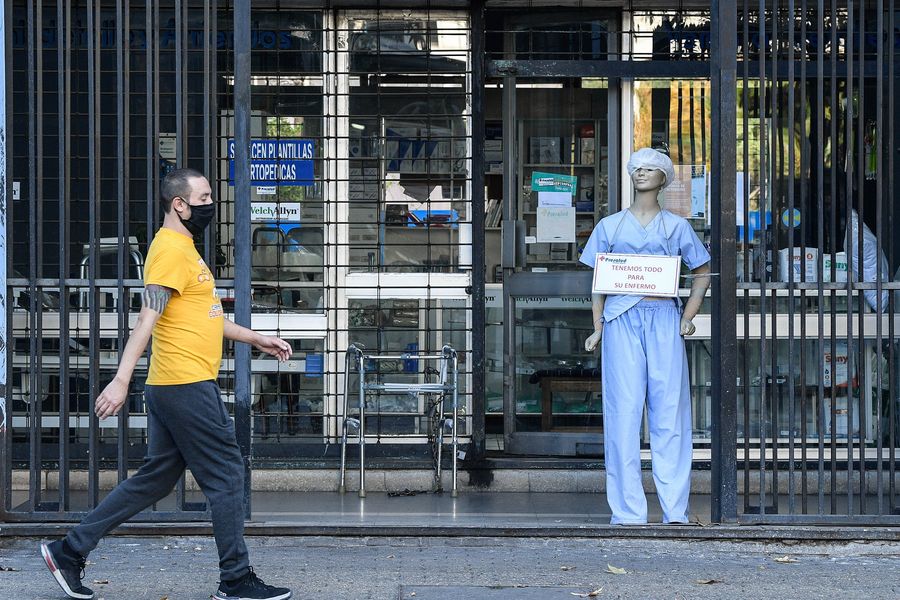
[710,0,738,523]
[234,0,253,519]
[470,0,487,467]
[0,0,7,484]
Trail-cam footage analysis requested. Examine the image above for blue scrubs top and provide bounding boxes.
[579,209,711,322]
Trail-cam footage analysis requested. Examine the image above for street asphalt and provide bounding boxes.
[1,535,898,599]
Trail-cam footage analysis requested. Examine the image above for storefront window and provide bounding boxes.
[345,13,470,273]
[218,11,325,314]
[485,10,613,61]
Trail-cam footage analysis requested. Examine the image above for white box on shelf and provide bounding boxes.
[822,252,848,283]
[778,247,818,282]
[485,139,503,164]
[580,138,595,165]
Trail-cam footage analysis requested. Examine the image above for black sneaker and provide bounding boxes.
[40,539,95,600]
[213,567,292,600]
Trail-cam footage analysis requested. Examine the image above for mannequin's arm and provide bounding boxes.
[591,293,606,331]
[585,293,606,352]
[680,263,711,335]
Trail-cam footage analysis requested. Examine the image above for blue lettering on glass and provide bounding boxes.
[227,139,315,186]
[12,18,303,51]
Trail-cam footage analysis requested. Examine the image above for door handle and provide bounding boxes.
[515,220,527,268]
[500,219,526,269]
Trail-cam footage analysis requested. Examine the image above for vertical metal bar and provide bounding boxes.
[451,351,459,497]
[769,0,780,514]
[145,4,156,508]
[233,0,252,519]
[470,0,486,464]
[786,0,797,516]
[152,0,160,238]
[25,0,40,512]
[175,0,184,167]
[87,0,102,509]
[115,0,131,486]
[34,0,45,507]
[711,0,739,523]
[875,0,885,515]
[798,0,809,515]
[855,0,866,515]
[845,0,856,517]
[174,0,187,514]
[608,11,621,214]
[203,0,212,266]
[501,74,516,447]
[888,0,897,516]
[146,1,155,242]
[829,0,839,515]
[816,0,827,517]
[757,0,770,516]
[210,0,218,274]
[57,0,71,513]
[358,355,366,498]
[0,0,9,517]
[741,0,752,516]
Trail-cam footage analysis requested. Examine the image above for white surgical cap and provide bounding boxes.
[626,148,676,189]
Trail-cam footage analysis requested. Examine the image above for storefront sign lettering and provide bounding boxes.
[531,172,578,196]
[228,139,315,186]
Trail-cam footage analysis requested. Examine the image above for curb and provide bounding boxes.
[3,522,899,543]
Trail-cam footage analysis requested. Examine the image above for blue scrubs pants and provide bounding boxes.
[601,299,692,524]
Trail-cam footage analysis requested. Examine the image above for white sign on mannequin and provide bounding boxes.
[592,253,681,297]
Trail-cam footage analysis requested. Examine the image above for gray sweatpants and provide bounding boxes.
[66,380,250,582]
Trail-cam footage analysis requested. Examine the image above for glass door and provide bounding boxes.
[496,76,615,455]
[483,8,618,455]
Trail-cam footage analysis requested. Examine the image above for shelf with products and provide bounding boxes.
[517,118,608,268]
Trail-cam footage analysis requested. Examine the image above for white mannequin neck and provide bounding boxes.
[630,190,662,215]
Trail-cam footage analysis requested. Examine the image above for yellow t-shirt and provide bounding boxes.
[144,227,224,385]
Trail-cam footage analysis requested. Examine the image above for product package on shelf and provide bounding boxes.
[529,136,561,164]
[778,247,818,282]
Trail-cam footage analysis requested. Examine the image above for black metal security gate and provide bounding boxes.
[1,0,897,527]
[734,0,899,524]
[0,0,254,522]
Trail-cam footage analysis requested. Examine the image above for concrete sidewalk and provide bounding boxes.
[1,534,898,599]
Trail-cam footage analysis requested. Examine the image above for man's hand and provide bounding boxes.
[680,317,696,336]
[584,325,603,352]
[254,335,293,362]
[95,377,129,420]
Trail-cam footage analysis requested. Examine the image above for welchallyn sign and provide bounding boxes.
[250,202,303,223]
[228,139,315,186]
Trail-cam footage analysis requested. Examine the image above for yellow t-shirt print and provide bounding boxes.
[143,228,225,385]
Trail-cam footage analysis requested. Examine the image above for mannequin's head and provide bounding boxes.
[626,148,675,193]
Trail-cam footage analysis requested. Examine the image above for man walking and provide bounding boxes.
[41,168,292,600]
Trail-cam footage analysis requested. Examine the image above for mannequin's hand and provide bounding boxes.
[585,326,603,352]
[680,317,696,336]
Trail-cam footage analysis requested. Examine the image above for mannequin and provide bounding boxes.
[580,148,711,525]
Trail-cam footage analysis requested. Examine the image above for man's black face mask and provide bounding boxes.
[177,199,215,236]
